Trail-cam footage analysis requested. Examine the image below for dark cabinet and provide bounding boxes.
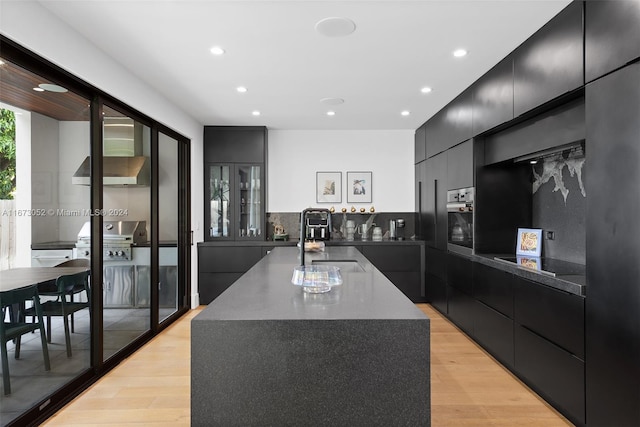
[513,1,583,117]
[474,301,514,368]
[473,263,513,318]
[446,139,473,190]
[447,286,475,335]
[415,161,427,241]
[425,247,447,314]
[585,0,640,83]
[362,244,425,302]
[514,325,585,426]
[514,277,584,359]
[586,62,640,427]
[414,123,426,163]
[198,245,263,304]
[425,89,473,158]
[472,57,514,135]
[424,153,447,250]
[447,253,473,295]
[204,126,267,241]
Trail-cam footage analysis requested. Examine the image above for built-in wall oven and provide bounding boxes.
[447,187,474,255]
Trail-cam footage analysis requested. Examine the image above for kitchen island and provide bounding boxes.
[192,246,430,426]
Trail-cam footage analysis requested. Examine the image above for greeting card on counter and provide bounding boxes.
[516,228,542,257]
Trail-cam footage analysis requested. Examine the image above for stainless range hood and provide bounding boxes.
[72,156,150,187]
[72,117,150,187]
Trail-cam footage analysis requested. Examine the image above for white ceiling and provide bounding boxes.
[38,0,571,130]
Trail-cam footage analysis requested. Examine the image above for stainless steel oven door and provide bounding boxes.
[447,208,474,255]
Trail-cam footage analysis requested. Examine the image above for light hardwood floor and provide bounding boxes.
[44,304,571,426]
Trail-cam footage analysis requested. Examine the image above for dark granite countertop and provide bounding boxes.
[194,246,428,321]
[471,253,586,297]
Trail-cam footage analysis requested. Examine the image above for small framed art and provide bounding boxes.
[316,171,341,203]
[347,171,372,203]
[516,228,542,257]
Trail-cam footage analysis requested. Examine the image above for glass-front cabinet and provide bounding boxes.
[207,163,263,240]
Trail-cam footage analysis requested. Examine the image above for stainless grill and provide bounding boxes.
[75,221,147,261]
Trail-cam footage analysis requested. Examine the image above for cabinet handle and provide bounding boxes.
[33,255,70,260]
[418,181,423,236]
[434,179,438,225]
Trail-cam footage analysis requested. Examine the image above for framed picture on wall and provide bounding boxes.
[347,171,372,203]
[316,171,342,203]
[516,228,542,257]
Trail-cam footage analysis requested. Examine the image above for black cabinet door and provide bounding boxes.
[203,126,266,163]
[447,286,475,335]
[513,1,583,117]
[426,246,447,282]
[415,123,427,163]
[198,246,263,273]
[473,263,513,318]
[472,57,514,135]
[474,301,514,368]
[586,62,640,427]
[198,272,243,304]
[426,273,447,315]
[383,271,423,302]
[415,161,427,240]
[426,89,473,158]
[447,253,473,295]
[446,139,473,191]
[425,153,447,250]
[585,1,640,83]
[514,277,584,359]
[361,245,420,273]
[515,325,585,426]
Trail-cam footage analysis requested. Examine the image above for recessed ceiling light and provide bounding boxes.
[38,83,68,93]
[210,46,225,56]
[453,49,468,58]
[252,111,261,116]
[530,160,538,165]
[0,60,5,66]
[33,87,45,92]
[320,97,344,106]
[327,111,336,116]
[315,17,356,37]
[420,87,432,94]
[401,110,411,116]
[237,86,248,93]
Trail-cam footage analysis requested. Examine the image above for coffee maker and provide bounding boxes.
[304,209,331,241]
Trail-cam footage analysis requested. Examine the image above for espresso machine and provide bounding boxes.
[303,209,331,241]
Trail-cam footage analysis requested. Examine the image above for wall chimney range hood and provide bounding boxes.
[72,156,150,187]
[72,117,150,187]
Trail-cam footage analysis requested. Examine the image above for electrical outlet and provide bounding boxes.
[546,231,555,240]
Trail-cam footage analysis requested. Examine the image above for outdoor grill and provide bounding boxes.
[74,221,147,262]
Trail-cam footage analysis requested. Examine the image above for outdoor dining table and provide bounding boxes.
[0,267,89,293]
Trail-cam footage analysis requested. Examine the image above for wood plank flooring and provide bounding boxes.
[43,304,572,426]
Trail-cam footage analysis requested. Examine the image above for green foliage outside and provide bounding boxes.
[0,109,16,199]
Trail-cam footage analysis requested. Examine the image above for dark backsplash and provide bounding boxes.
[266,212,416,242]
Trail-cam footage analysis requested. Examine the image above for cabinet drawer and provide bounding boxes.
[447,253,473,295]
[361,245,420,272]
[473,263,513,318]
[426,274,447,315]
[474,301,514,368]
[198,246,262,273]
[198,272,243,304]
[447,286,475,335]
[514,277,584,359]
[426,247,447,281]
[515,325,585,426]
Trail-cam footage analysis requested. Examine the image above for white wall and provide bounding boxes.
[1,1,203,307]
[268,130,415,212]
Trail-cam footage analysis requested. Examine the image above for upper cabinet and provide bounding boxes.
[585,0,640,83]
[414,123,427,164]
[447,140,474,191]
[204,126,267,241]
[513,1,583,117]
[472,57,514,136]
[425,89,473,158]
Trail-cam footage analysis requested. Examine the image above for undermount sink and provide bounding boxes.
[311,259,365,272]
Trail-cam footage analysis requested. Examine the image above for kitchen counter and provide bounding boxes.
[472,253,586,296]
[191,246,430,426]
